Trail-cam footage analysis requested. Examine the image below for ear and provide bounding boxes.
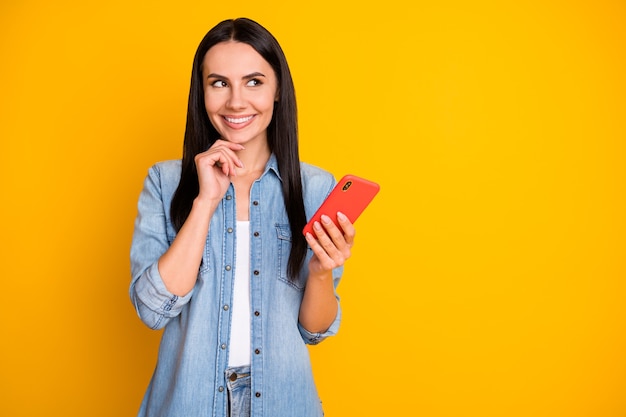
[275,88,280,102]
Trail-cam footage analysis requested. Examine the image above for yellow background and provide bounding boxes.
[1,0,625,416]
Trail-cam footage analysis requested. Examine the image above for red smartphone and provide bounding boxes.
[302,174,380,236]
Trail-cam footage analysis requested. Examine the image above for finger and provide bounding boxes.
[319,214,354,260]
[212,139,246,152]
[209,143,245,168]
[213,151,238,176]
[319,215,348,248]
[336,211,356,246]
[312,220,348,265]
[305,232,338,271]
[196,152,226,177]
[211,140,245,163]
[197,148,242,176]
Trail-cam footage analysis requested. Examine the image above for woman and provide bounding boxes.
[130,18,355,417]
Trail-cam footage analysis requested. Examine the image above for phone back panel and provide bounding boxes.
[302,174,380,236]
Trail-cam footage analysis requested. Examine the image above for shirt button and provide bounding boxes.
[225,265,231,271]
[223,305,229,311]
[254,311,260,316]
[221,343,226,350]
[253,231,259,237]
[252,201,259,206]
[255,392,261,398]
[226,195,232,200]
[227,227,233,233]
[255,349,260,355]
[253,270,259,276]
[218,386,224,392]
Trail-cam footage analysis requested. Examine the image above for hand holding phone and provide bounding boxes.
[303,175,380,236]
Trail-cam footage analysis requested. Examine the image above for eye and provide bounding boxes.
[246,78,262,87]
[211,80,228,88]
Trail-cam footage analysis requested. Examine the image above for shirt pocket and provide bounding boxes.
[275,224,306,291]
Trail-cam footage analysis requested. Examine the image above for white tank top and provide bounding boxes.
[228,221,251,366]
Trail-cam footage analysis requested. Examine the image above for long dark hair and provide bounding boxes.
[170,18,307,279]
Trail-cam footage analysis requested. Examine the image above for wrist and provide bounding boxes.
[307,269,333,284]
[192,195,220,211]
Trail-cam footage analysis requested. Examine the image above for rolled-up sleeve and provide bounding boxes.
[129,164,193,330]
[298,303,341,345]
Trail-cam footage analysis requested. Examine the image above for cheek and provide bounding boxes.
[258,92,278,115]
[203,91,218,114]
[204,96,225,127]
[203,94,224,131]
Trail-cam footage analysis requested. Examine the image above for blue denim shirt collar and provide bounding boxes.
[264,153,281,181]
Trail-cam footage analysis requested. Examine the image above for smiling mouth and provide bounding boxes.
[224,115,254,124]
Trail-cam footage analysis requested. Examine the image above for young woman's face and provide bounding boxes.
[202,41,278,147]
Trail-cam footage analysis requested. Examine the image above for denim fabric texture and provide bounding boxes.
[130,154,342,417]
[226,365,251,417]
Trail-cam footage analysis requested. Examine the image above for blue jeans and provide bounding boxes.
[225,366,251,417]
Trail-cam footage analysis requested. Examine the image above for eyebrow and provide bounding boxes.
[206,72,267,80]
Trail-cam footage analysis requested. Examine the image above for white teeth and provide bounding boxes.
[225,115,253,124]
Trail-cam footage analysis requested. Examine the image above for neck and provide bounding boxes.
[237,140,271,175]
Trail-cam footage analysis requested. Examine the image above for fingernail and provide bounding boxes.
[337,212,347,221]
[313,221,322,231]
[321,215,331,224]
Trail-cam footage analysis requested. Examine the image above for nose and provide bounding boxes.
[226,85,246,110]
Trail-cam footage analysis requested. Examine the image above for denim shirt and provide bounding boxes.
[130,154,342,417]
